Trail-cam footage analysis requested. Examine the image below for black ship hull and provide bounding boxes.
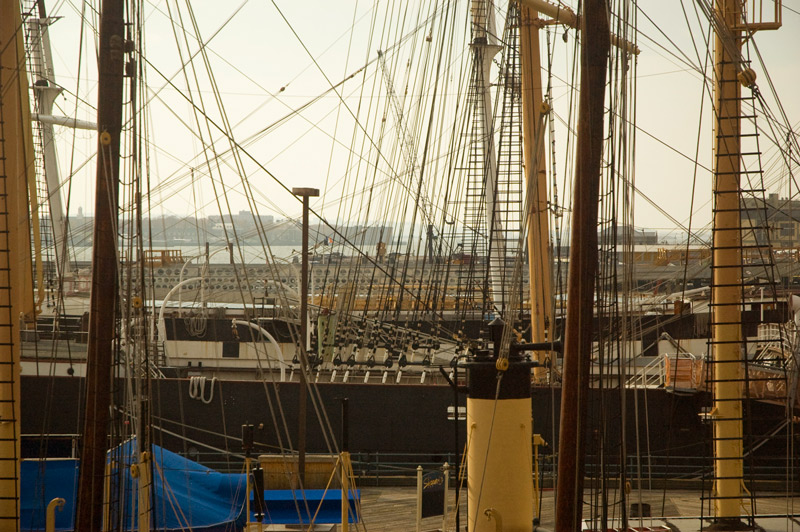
[22,375,798,481]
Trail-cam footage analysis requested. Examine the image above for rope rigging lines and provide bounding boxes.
[20,0,800,527]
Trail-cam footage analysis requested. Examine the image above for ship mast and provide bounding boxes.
[28,3,83,281]
[74,0,127,530]
[708,0,747,522]
[517,3,553,381]
[516,0,638,381]
[707,0,780,526]
[469,0,505,311]
[551,0,609,528]
[0,1,40,528]
[461,4,534,532]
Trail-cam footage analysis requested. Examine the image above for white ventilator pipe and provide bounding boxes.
[232,319,287,382]
[157,277,204,343]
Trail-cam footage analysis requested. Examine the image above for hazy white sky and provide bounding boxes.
[41,0,800,241]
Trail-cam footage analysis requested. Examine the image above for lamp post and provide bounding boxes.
[292,187,319,486]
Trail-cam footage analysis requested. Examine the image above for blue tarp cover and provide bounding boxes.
[21,442,359,531]
[21,441,246,531]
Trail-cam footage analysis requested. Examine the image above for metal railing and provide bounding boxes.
[626,355,666,388]
[166,448,796,485]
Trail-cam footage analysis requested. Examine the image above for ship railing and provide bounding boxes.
[184,449,794,484]
[26,314,87,343]
[148,358,165,379]
[126,346,165,379]
[613,454,792,485]
[626,355,667,388]
[756,322,792,350]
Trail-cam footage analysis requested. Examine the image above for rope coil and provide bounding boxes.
[188,376,216,404]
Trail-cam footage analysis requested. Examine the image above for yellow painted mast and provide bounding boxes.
[709,0,746,519]
[517,0,638,383]
[0,0,40,528]
[518,4,553,382]
[0,1,38,327]
[708,0,780,527]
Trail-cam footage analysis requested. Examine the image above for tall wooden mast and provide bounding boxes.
[74,0,127,530]
[553,0,609,529]
[0,1,39,528]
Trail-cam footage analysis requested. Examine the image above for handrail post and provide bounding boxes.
[416,465,423,532]
[442,462,450,531]
[341,452,350,532]
[45,498,65,532]
[245,455,251,528]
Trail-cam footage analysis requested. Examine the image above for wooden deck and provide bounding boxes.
[353,487,799,531]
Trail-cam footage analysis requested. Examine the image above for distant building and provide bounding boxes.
[741,193,800,249]
[600,224,658,245]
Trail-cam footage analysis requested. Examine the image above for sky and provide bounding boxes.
[38,0,800,244]
[632,1,800,240]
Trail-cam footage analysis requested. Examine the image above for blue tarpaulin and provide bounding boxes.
[21,441,246,531]
[21,442,359,531]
